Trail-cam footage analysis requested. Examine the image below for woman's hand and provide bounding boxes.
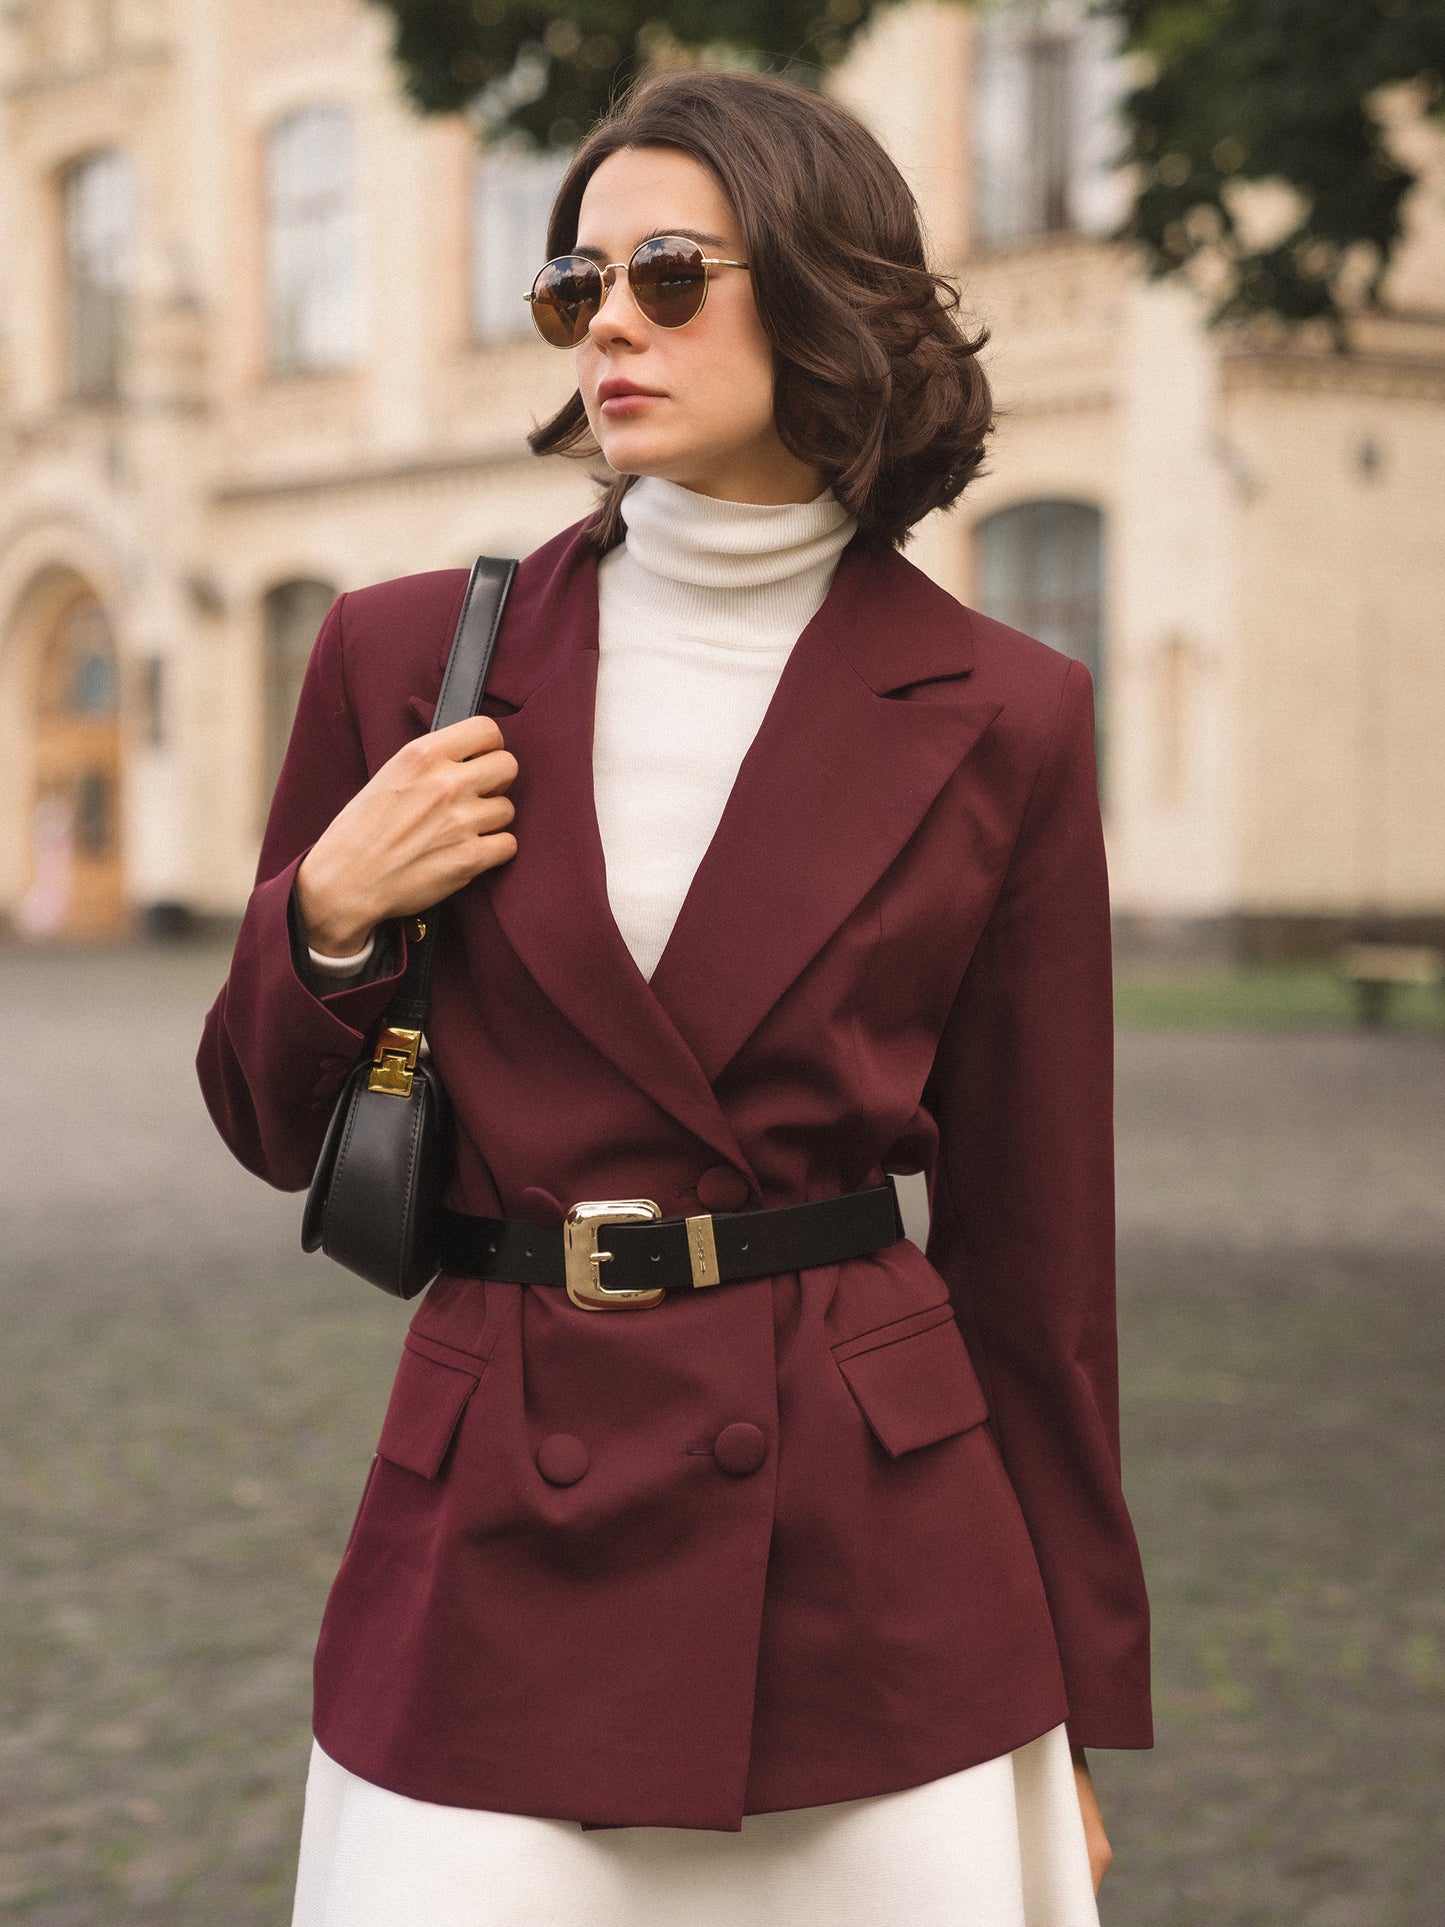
[1071,1747,1113,1897]
[294,715,519,955]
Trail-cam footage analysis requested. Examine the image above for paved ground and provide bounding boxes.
[1,942,1441,1924]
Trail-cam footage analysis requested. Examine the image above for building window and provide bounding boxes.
[471,144,572,343]
[1028,34,1073,235]
[972,4,1129,246]
[263,579,336,804]
[63,150,138,400]
[976,499,1104,707]
[265,107,359,373]
[40,599,120,720]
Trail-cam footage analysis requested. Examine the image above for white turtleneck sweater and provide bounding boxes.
[593,476,855,983]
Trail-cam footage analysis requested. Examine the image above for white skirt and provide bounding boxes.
[291,1725,1099,1927]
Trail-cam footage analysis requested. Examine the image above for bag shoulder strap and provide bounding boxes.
[383,556,517,1036]
[432,555,517,736]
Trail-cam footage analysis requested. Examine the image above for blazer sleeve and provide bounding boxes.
[923,657,1153,1750]
[195,592,411,1192]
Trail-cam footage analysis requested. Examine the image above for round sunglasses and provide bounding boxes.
[525,234,750,348]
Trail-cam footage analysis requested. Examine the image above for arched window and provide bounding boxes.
[62,150,138,400]
[265,107,358,373]
[976,498,1105,704]
[38,597,120,725]
[263,579,336,804]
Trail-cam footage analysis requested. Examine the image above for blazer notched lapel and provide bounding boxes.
[440,527,1002,1162]
[469,538,758,1178]
[648,538,1004,1082]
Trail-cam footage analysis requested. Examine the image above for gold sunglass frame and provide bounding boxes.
[524,235,750,345]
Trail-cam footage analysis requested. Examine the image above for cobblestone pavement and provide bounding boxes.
[1,943,1441,1925]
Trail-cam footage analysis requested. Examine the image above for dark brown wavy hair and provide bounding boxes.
[526,67,993,551]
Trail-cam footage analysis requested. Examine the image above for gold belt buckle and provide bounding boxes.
[563,1199,665,1310]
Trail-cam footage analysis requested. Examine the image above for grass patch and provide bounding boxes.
[1115,963,1445,1034]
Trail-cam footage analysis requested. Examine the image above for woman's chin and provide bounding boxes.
[597,427,773,497]
[595,431,686,479]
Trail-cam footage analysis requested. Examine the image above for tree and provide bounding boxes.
[1115,0,1445,343]
[366,1,884,146]
[368,0,1445,340]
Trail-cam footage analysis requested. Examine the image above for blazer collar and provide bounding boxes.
[445,523,981,707]
[440,523,1000,1164]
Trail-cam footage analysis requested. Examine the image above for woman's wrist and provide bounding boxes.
[295,851,376,958]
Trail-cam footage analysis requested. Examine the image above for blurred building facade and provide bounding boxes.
[1,0,1442,950]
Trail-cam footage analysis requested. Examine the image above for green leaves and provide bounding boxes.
[1114,0,1445,341]
[367,0,889,147]
[368,0,1445,338]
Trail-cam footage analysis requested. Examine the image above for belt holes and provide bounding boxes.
[739,1241,749,1252]
[524,1247,533,1259]
[650,1252,661,1263]
[488,1242,497,1255]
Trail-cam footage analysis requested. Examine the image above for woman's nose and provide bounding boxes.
[588,266,646,345]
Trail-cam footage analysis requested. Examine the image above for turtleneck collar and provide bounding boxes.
[618,475,855,593]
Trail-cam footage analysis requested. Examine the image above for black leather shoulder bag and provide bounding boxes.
[301,555,517,1298]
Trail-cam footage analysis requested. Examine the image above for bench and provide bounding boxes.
[1336,942,1445,1027]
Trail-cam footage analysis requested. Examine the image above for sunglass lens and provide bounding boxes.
[630,238,708,328]
[529,257,601,347]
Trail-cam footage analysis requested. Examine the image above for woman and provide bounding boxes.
[198,67,1151,1927]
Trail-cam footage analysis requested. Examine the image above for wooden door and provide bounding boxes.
[19,598,127,940]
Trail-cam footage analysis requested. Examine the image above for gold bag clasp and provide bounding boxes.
[367,1027,422,1097]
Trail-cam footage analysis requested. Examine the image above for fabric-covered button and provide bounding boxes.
[696,1165,749,1213]
[713,1421,768,1478]
[536,1434,589,1486]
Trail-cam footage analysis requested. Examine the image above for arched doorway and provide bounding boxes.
[19,594,127,939]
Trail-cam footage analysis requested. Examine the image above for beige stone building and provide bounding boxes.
[2,0,1442,951]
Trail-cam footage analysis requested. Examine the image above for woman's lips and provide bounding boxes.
[599,390,664,416]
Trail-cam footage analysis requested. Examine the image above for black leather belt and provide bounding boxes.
[435,1180,904,1312]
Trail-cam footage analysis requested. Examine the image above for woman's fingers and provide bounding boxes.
[438,823,516,894]
[459,746,518,798]
[1070,1752,1112,1896]
[475,792,516,833]
[435,793,517,881]
[430,713,507,760]
[298,715,522,942]
[470,828,517,876]
[412,717,518,799]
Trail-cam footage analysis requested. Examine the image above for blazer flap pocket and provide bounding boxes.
[376,1345,480,1479]
[833,1306,988,1459]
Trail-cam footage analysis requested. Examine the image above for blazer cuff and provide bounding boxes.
[285,873,404,1028]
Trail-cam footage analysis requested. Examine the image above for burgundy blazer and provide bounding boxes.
[197,517,1151,1832]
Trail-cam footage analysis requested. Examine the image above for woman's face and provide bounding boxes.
[570,145,822,505]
